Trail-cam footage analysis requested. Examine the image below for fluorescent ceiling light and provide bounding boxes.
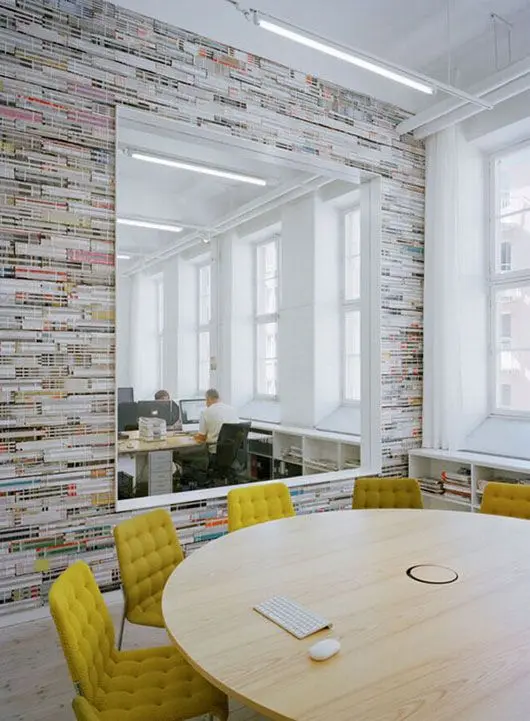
[131,152,267,186]
[117,254,131,260]
[256,18,434,95]
[117,218,183,233]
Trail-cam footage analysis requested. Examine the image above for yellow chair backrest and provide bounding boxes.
[49,561,115,702]
[480,482,530,519]
[352,477,423,509]
[73,696,101,721]
[227,482,295,532]
[113,508,184,618]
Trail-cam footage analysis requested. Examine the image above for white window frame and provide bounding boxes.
[488,140,530,419]
[197,262,211,393]
[254,236,279,399]
[341,206,361,405]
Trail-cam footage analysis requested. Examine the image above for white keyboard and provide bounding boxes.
[253,596,332,639]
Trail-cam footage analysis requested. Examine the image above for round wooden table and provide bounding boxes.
[162,509,530,721]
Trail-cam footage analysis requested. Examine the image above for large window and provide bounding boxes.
[343,208,361,402]
[255,238,279,397]
[197,263,211,392]
[490,143,530,414]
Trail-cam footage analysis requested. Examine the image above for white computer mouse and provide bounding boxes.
[308,638,341,661]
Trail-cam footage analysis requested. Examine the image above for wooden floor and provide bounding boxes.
[0,602,268,721]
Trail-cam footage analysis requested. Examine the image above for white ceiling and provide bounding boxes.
[116,115,316,264]
[115,0,530,111]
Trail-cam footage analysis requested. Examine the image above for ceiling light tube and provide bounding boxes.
[130,152,267,186]
[117,254,131,259]
[253,11,493,109]
[117,218,183,233]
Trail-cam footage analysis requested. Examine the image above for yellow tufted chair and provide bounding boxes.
[227,481,295,532]
[113,508,184,648]
[50,561,228,721]
[73,697,101,721]
[352,477,424,510]
[480,482,530,519]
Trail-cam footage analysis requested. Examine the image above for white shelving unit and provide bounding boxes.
[409,448,530,512]
[252,422,361,479]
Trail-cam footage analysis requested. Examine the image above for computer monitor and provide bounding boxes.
[137,400,179,427]
[118,402,139,431]
[179,398,206,425]
[118,387,134,403]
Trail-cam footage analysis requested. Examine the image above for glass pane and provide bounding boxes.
[344,256,361,302]
[345,208,360,256]
[199,264,211,294]
[257,276,278,315]
[344,355,361,402]
[257,241,277,278]
[344,310,361,401]
[495,286,530,349]
[345,310,360,355]
[256,322,277,396]
[496,213,530,274]
[496,146,530,217]
[198,265,211,325]
[199,294,210,325]
[494,286,530,412]
[344,209,361,301]
[198,331,210,390]
[256,240,278,316]
[496,350,530,412]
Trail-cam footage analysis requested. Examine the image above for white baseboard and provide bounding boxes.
[0,590,123,629]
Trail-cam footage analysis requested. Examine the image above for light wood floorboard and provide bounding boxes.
[0,604,268,721]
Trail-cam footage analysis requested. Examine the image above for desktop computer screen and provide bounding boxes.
[118,402,139,431]
[179,399,206,425]
[118,387,134,403]
[137,401,180,426]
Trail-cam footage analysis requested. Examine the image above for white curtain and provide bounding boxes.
[422,126,486,450]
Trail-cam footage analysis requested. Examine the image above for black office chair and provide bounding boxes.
[208,422,251,487]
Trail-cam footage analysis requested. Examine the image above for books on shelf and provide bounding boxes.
[476,477,530,496]
[343,459,360,469]
[418,477,444,494]
[281,446,303,465]
[441,468,471,500]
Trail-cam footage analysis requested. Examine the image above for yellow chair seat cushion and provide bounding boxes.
[95,646,227,721]
[126,590,164,627]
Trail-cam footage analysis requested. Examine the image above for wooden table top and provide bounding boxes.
[117,430,202,455]
[162,509,530,721]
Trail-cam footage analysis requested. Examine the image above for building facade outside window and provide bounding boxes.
[490,143,530,414]
[255,238,279,397]
[343,207,361,402]
[197,263,211,392]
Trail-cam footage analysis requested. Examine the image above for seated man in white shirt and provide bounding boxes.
[195,388,240,454]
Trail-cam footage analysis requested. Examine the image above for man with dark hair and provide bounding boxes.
[153,389,180,430]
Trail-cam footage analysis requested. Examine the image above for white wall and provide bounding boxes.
[280,195,317,426]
